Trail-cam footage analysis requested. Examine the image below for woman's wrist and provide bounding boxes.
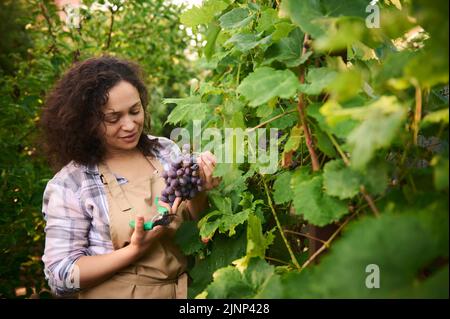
[124,242,145,262]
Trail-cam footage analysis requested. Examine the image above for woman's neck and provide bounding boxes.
[104,147,141,162]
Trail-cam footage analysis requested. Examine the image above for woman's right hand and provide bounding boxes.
[128,197,182,259]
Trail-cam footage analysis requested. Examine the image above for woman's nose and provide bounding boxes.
[121,116,135,131]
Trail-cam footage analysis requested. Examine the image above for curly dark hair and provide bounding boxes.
[40,56,161,171]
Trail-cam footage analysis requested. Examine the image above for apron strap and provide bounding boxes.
[98,156,160,214]
[98,163,133,213]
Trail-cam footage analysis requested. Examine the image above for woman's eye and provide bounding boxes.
[104,115,119,123]
[130,109,140,115]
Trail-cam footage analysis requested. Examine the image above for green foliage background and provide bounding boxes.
[0,0,448,299]
[170,0,449,299]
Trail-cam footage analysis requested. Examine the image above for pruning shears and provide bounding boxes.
[129,196,169,231]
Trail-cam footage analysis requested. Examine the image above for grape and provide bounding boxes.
[159,148,205,206]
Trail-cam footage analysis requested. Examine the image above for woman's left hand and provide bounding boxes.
[197,151,221,192]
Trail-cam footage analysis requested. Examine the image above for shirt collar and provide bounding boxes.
[82,162,100,175]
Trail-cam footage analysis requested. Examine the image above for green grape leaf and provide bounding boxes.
[219,8,253,29]
[313,17,366,52]
[203,266,253,298]
[190,233,247,298]
[362,160,389,195]
[237,67,300,107]
[347,97,407,170]
[213,163,247,194]
[313,124,338,158]
[272,22,296,42]
[180,0,229,27]
[279,0,326,38]
[431,155,449,191]
[256,8,279,33]
[308,103,359,139]
[218,209,251,236]
[164,96,209,125]
[264,28,312,68]
[422,108,449,127]
[323,159,361,199]
[239,192,264,211]
[233,213,275,271]
[224,33,272,52]
[246,213,274,260]
[174,221,204,255]
[209,193,233,215]
[204,258,275,298]
[273,171,293,204]
[283,125,302,153]
[291,171,349,226]
[204,20,221,60]
[298,67,338,95]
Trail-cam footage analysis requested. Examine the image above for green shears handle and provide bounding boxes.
[128,196,169,231]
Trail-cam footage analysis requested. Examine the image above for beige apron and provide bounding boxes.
[79,156,190,299]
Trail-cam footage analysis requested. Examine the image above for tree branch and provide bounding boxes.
[301,213,356,270]
[297,33,320,171]
[39,1,57,53]
[413,83,422,145]
[284,229,327,245]
[105,7,116,50]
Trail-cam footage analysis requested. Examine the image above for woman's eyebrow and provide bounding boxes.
[105,101,141,114]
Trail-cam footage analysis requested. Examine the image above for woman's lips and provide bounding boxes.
[121,132,138,142]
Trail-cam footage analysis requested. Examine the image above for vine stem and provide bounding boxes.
[326,132,380,217]
[297,33,320,171]
[301,213,356,270]
[283,229,327,245]
[39,1,57,52]
[265,256,290,265]
[413,83,422,145]
[236,62,242,98]
[262,177,301,270]
[247,109,297,132]
[105,6,115,50]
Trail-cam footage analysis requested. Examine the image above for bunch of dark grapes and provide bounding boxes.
[160,144,204,206]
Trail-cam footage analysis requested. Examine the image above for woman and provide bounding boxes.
[40,56,219,298]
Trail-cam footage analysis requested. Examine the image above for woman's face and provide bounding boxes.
[100,81,145,155]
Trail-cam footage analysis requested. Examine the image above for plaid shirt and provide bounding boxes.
[41,135,182,296]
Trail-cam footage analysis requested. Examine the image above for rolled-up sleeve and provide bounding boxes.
[42,180,92,297]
